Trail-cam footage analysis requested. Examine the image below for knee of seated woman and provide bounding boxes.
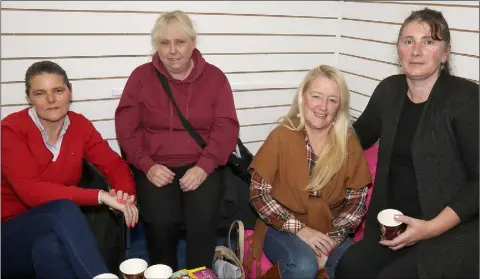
[32,232,64,258]
[284,252,319,278]
[40,199,85,221]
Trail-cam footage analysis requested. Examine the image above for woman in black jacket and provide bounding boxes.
[336,8,478,279]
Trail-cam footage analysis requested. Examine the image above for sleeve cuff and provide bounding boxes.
[76,189,104,206]
[137,155,155,175]
[284,218,306,235]
[331,235,346,247]
[98,190,103,204]
[446,184,477,224]
[447,202,471,223]
[196,156,217,175]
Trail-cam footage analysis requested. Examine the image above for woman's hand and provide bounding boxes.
[109,189,132,204]
[122,200,139,228]
[147,164,175,187]
[317,252,328,269]
[379,214,433,250]
[180,166,207,192]
[297,226,336,256]
[99,190,139,228]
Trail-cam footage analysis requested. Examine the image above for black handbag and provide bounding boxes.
[154,69,253,184]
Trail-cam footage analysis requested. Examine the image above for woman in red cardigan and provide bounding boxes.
[1,61,139,279]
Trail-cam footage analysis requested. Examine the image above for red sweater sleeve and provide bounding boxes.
[115,70,155,174]
[1,123,99,207]
[196,77,240,174]
[81,116,136,196]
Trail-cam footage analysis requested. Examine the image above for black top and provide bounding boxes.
[388,95,425,218]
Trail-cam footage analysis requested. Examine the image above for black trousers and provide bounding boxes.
[335,238,418,279]
[134,164,225,270]
[79,160,126,276]
[81,205,125,276]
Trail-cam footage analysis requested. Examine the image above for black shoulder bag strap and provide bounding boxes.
[154,68,245,170]
[154,69,207,149]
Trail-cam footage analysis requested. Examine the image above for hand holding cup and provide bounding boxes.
[377,209,405,240]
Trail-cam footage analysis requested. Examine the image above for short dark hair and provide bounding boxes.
[397,8,451,75]
[25,61,72,96]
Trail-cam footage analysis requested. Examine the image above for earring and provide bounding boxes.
[440,63,445,70]
[398,61,402,68]
[296,113,300,118]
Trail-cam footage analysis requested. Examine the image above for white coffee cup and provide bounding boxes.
[119,258,148,279]
[377,208,404,240]
[93,273,119,279]
[144,264,173,279]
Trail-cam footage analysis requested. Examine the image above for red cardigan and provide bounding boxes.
[1,109,136,222]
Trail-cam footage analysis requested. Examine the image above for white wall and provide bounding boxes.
[338,0,479,119]
[1,1,478,155]
[0,1,341,154]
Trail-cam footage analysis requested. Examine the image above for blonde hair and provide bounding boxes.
[280,65,351,192]
[150,10,196,49]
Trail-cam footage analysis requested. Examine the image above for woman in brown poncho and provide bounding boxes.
[245,65,372,279]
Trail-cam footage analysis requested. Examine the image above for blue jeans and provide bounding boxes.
[326,237,354,278]
[263,227,354,279]
[1,199,109,279]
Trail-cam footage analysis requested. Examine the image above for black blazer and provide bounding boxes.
[353,72,479,278]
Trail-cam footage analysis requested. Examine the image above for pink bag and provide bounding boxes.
[243,230,273,279]
[353,143,379,242]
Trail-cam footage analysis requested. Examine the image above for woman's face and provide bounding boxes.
[397,20,449,81]
[27,73,71,124]
[303,76,340,132]
[156,24,196,75]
